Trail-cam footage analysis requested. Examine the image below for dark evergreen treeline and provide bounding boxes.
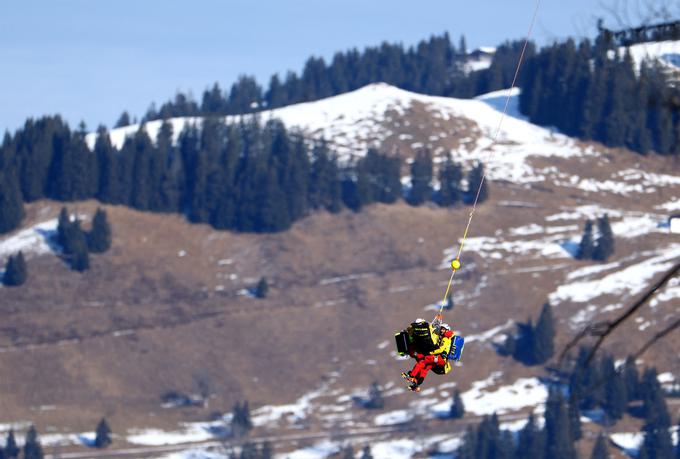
[568,351,677,458]
[0,116,482,236]
[457,354,679,459]
[456,390,579,459]
[139,33,529,123]
[520,35,680,156]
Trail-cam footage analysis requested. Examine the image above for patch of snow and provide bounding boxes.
[610,432,643,456]
[566,262,621,281]
[475,87,526,121]
[0,219,59,259]
[279,440,341,459]
[656,198,680,212]
[466,320,513,343]
[157,448,224,459]
[374,410,414,426]
[611,40,680,72]
[252,381,331,427]
[462,377,549,416]
[658,372,675,384]
[549,244,680,304]
[40,432,95,447]
[127,421,224,446]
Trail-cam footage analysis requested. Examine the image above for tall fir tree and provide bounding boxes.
[590,433,610,459]
[407,150,433,206]
[516,413,544,459]
[576,219,594,260]
[87,208,112,253]
[340,445,354,459]
[450,389,465,419]
[3,252,27,287]
[623,356,640,401]
[231,401,253,437]
[23,426,43,459]
[602,356,627,422]
[568,393,582,441]
[640,368,673,459]
[544,389,577,459]
[255,277,268,299]
[4,430,19,459]
[366,382,384,409]
[437,155,463,207]
[0,171,24,234]
[532,303,555,364]
[94,418,112,448]
[359,445,373,459]
[465,162,488,204]
[593,214,615,261]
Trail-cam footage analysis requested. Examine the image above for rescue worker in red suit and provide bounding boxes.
[402,318,454,392]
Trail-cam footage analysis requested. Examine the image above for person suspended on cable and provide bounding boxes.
[395,318,464,392]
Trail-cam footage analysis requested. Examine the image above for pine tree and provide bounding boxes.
[114,111,131,128]
[640,368,673,459]
[465,162,488,204]
[457,426,476,459]
[450,389,465,418]
[544,389,577,459]
[255,277,268,299]
[94,418,112,448]
[568,393,582,441]
[623,356,640,401]
[260,441,273,459]
[593,214,615,261]
[87,208,112,253]
[576,219,594,260]
[57,213,90,271]
[4,430,19,459]
[360,445,373,459]
[23,426,43,459]
[602,356,627,422]
[366,382,384,409]
[71,243,90,272]
[474,413,504,459]
[407,150,433,206]
[516,413,544,459]
[340,445,354,459]
[3,252,27,287]
[675,419,680,459]
[231,401,253,437]
[532,303,555,364]
[590,433,610,459]
[57,207,71,248]
[437,155,463,207]
[0,171,24,235]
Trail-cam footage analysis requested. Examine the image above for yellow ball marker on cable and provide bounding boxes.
[451,258,461,270]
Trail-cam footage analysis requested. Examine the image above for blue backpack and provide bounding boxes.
[447,335,465,362]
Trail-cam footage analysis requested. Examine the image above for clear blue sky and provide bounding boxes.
[1,0,611,133]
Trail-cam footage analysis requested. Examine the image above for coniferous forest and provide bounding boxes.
[1,27,679,237]
[0,116,476,236]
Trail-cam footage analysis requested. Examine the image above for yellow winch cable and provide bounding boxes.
[437,0,542,321]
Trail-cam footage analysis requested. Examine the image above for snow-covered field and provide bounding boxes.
[0,218,59,259]
[612,39,680,72]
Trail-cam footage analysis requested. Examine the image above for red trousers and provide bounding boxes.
[409,353,446,382]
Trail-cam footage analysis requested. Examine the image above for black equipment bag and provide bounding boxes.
[395,330,409,355]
